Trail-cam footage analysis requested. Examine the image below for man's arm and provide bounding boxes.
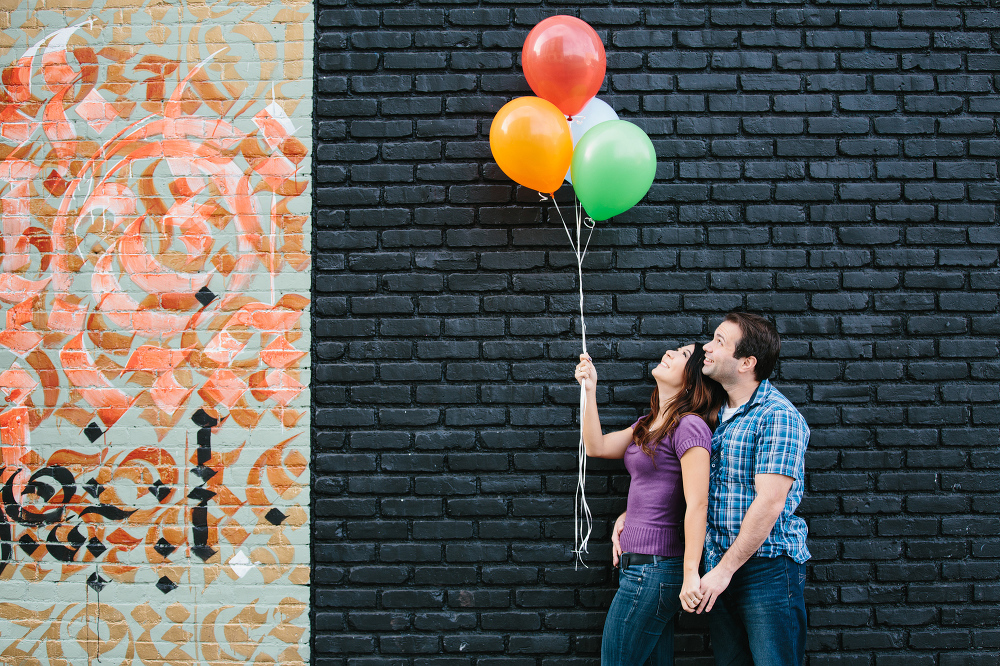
[696,473,792,613]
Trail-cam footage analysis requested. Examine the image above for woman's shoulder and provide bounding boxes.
[676,413,712,439]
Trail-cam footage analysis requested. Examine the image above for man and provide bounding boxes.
[698,311,810,665]
[611,311,810,665]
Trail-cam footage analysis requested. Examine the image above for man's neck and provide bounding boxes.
[725,379,762,410]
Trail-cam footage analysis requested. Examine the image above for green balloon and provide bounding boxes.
[570,120,656,222]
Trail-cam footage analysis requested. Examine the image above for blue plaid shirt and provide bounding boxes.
[705,379,810,569]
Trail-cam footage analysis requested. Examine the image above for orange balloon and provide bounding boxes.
[489,97,573,195]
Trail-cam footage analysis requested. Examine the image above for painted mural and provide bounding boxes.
[0,0,311,663]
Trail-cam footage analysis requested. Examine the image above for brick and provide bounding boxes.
[351,32,412,49]
[677,30,738,48]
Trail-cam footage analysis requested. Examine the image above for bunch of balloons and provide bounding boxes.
[489,16,657,222]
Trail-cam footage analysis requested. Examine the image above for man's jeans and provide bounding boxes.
[708,555,807,666]
[602,557,683,665]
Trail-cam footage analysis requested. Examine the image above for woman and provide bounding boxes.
[575,344,725,665]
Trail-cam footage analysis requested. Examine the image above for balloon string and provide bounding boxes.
[551,195,578,255]
[552,193,594,568]
[574,199,587,355]
[575,381,593,569]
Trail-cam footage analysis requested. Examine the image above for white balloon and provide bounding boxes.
[565,97,619,183]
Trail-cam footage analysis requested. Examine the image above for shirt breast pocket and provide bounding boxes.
[721,425,753,483]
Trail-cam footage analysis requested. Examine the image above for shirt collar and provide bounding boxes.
[734,379,769,416]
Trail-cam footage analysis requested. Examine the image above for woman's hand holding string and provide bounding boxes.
[575,353,597,393]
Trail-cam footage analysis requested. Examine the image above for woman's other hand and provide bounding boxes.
[679,572,703,613]
[611,511,626,566]
[575,354,597,392]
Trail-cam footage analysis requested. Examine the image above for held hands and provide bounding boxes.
[679,572,703,614]
[695,565,732,614]
[610,512,626,566]
[575,354,597,393]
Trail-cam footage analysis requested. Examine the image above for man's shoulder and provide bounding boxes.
[757,381,808,429]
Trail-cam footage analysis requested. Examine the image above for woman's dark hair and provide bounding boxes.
[725,311,780,381]
[633,343,727,459]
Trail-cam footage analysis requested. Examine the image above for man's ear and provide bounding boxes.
[738,356,757,376]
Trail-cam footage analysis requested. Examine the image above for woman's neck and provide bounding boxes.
[656,382,682,413]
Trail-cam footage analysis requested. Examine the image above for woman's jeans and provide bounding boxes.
[601,556,683,665]
[707,555,807,666]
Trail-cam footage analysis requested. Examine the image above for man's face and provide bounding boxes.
[703,320,743,382]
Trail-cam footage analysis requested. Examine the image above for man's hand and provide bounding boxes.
[611,512,626,566]
[695,473,793,612]
[696,565,732,614]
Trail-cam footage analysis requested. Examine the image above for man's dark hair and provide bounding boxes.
[724,311,780,381]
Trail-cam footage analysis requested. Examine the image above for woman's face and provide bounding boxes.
[651,343,696,389]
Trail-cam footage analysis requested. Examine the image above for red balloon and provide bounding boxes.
[522,16,606,118]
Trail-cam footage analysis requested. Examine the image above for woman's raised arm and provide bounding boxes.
[575,354,634,459]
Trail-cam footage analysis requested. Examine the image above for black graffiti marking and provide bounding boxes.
[2,466,75,525]
[154,537,176,558]
[87,571,108,592]
[87,536,106,558]
[0,413,244,584]
[83,422,103,443]
[0,435,168,569]
[191,507,216,561]
[155,575,178,594]
[78,504,137,521]
[18,534,37,557]
[197,427,211,465]
[190,409,219,562]
[0,509,10,575]
[45,524,85,562]
[191,408,218,429]
[187,487,215,506]
[148,479,171,502]
[83,477,104,499]
[195,285,216,307]
[191,466,216,482]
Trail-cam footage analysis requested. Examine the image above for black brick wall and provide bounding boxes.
[313,2,1000,663]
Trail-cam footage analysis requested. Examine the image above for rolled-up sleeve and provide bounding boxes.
[754,408,809,478]
[674,414,712,458]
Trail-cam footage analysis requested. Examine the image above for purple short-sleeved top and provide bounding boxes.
[619,413,713,557]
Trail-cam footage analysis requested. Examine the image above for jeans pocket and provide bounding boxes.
[658,581,683,619]
[619,565,643,587]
